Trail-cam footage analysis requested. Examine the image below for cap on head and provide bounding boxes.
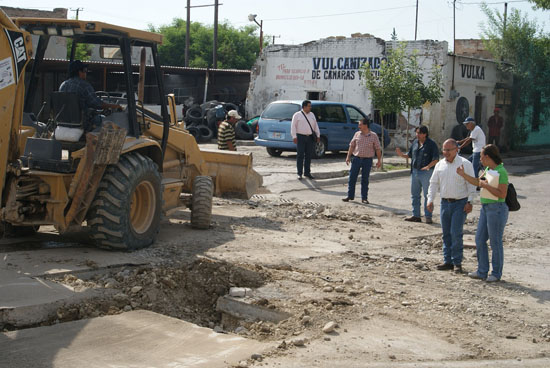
[227,110,242,120]
[463,117,475,125]
[494,107,500,112]
[68,60,87,76]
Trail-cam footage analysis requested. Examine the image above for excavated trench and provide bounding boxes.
[2,258,271,333]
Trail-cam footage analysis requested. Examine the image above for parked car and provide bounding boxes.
[254,100,391,158]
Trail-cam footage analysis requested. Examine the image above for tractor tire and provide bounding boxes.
[191,176,213,229]
[87,152,162,251]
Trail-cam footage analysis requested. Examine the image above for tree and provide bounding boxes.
[529,0,550,9]
[360,43,443,166]
[149,19,261,69]
[391,28,397,41]
[66,39,92,61]
[481,4,550,147]
[360,43,407,166]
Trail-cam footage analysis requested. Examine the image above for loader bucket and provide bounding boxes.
[199,149,263,199]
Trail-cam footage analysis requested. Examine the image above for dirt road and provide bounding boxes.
[1,151,549,367]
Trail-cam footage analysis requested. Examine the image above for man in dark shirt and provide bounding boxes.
[59,60,122,130]
[395,125,439,223]
[487,107,504,147]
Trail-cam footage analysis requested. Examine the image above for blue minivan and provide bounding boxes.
[254,100,390,158]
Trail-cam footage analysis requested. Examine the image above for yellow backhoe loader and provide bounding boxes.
[0,10,261,250]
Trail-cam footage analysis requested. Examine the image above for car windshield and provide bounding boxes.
[261,103,300,120]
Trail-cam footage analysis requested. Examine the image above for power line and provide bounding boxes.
[264,5,417,22]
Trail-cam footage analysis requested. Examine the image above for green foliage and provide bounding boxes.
[529,0,550,9]
[481,4,550,147]
[149,19,261,69]
[361,43,443,115]
[66,39,92,60]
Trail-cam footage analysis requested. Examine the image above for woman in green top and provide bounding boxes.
[456,144,509,282]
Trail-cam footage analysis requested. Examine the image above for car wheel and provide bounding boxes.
[313,137,327,159]
[266,147,283,157]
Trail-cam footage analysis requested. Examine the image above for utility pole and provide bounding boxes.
[414,0,419,40]
[272,35,281,45]
[71,8,83,20]
[213,0,218,69]
[185,0,190,67]
[503,2,508,33]
[184,2,223,68]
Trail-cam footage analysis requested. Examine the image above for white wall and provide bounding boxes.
[247,37,511,148]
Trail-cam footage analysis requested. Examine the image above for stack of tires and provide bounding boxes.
[183,100,256,143]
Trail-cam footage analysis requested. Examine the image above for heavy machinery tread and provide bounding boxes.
[118,163,132,179]
[97,226,123,238]
[103,174,126,192]
[191,176,213,229]
[87,152,162,251]
[96,209,120,224]
[87,217,103,226]
[97,191,122,207]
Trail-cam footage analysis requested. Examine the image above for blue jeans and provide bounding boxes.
[347,156,373,200]
[475,202,509,279]
[440,198,468,266]
[411,169,433,218]
[296,134,314,176]
[468,152,481,178]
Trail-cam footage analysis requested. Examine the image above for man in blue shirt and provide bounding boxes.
[59,60,122,130]
[395,125,439,223]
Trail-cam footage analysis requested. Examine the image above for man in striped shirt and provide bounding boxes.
[427,139,476,274]
[217,110,240,151]
[342,119,381,204]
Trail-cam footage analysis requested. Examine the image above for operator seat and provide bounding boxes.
[50,91,87,151]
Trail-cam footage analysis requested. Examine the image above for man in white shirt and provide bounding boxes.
[291,100,321,180]
[427,139,476,274]
[458,117,486,178]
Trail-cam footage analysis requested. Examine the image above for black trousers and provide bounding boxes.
[296,134,314,176]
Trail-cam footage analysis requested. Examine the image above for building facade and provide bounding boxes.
[246,36,513,149]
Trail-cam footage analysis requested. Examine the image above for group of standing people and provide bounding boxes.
[281,99,510,282]
[399,116,509,282]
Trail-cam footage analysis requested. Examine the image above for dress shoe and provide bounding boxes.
[362,199,369,204]
[342,197,352,202]
[454,265,463,274]
[404,216,422,222]
[425,217,433,224]
[486,275,500,282]
[436,263,454,271]
[304,174,314,179]
[468,271,485,280]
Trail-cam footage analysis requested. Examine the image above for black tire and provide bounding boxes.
[266,147,283,157]
[186,106,204,123]
[191,176,213,229]
[87,152,162,251]
[313,137,327,159]
[235,120,254,140]
[223,102,238,113]
[186,126,201,142]
[197,126,213,143]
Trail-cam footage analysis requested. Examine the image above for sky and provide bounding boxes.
[2,0,549,49]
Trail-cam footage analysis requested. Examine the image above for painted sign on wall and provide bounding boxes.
[311,56,385,80]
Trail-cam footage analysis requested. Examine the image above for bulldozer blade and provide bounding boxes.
[200,149,263,199]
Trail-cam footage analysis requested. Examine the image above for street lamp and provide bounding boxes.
[248,14,263,53]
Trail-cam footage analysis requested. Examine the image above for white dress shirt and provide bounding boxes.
[291,110,320,138]
[428,155,476,203]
